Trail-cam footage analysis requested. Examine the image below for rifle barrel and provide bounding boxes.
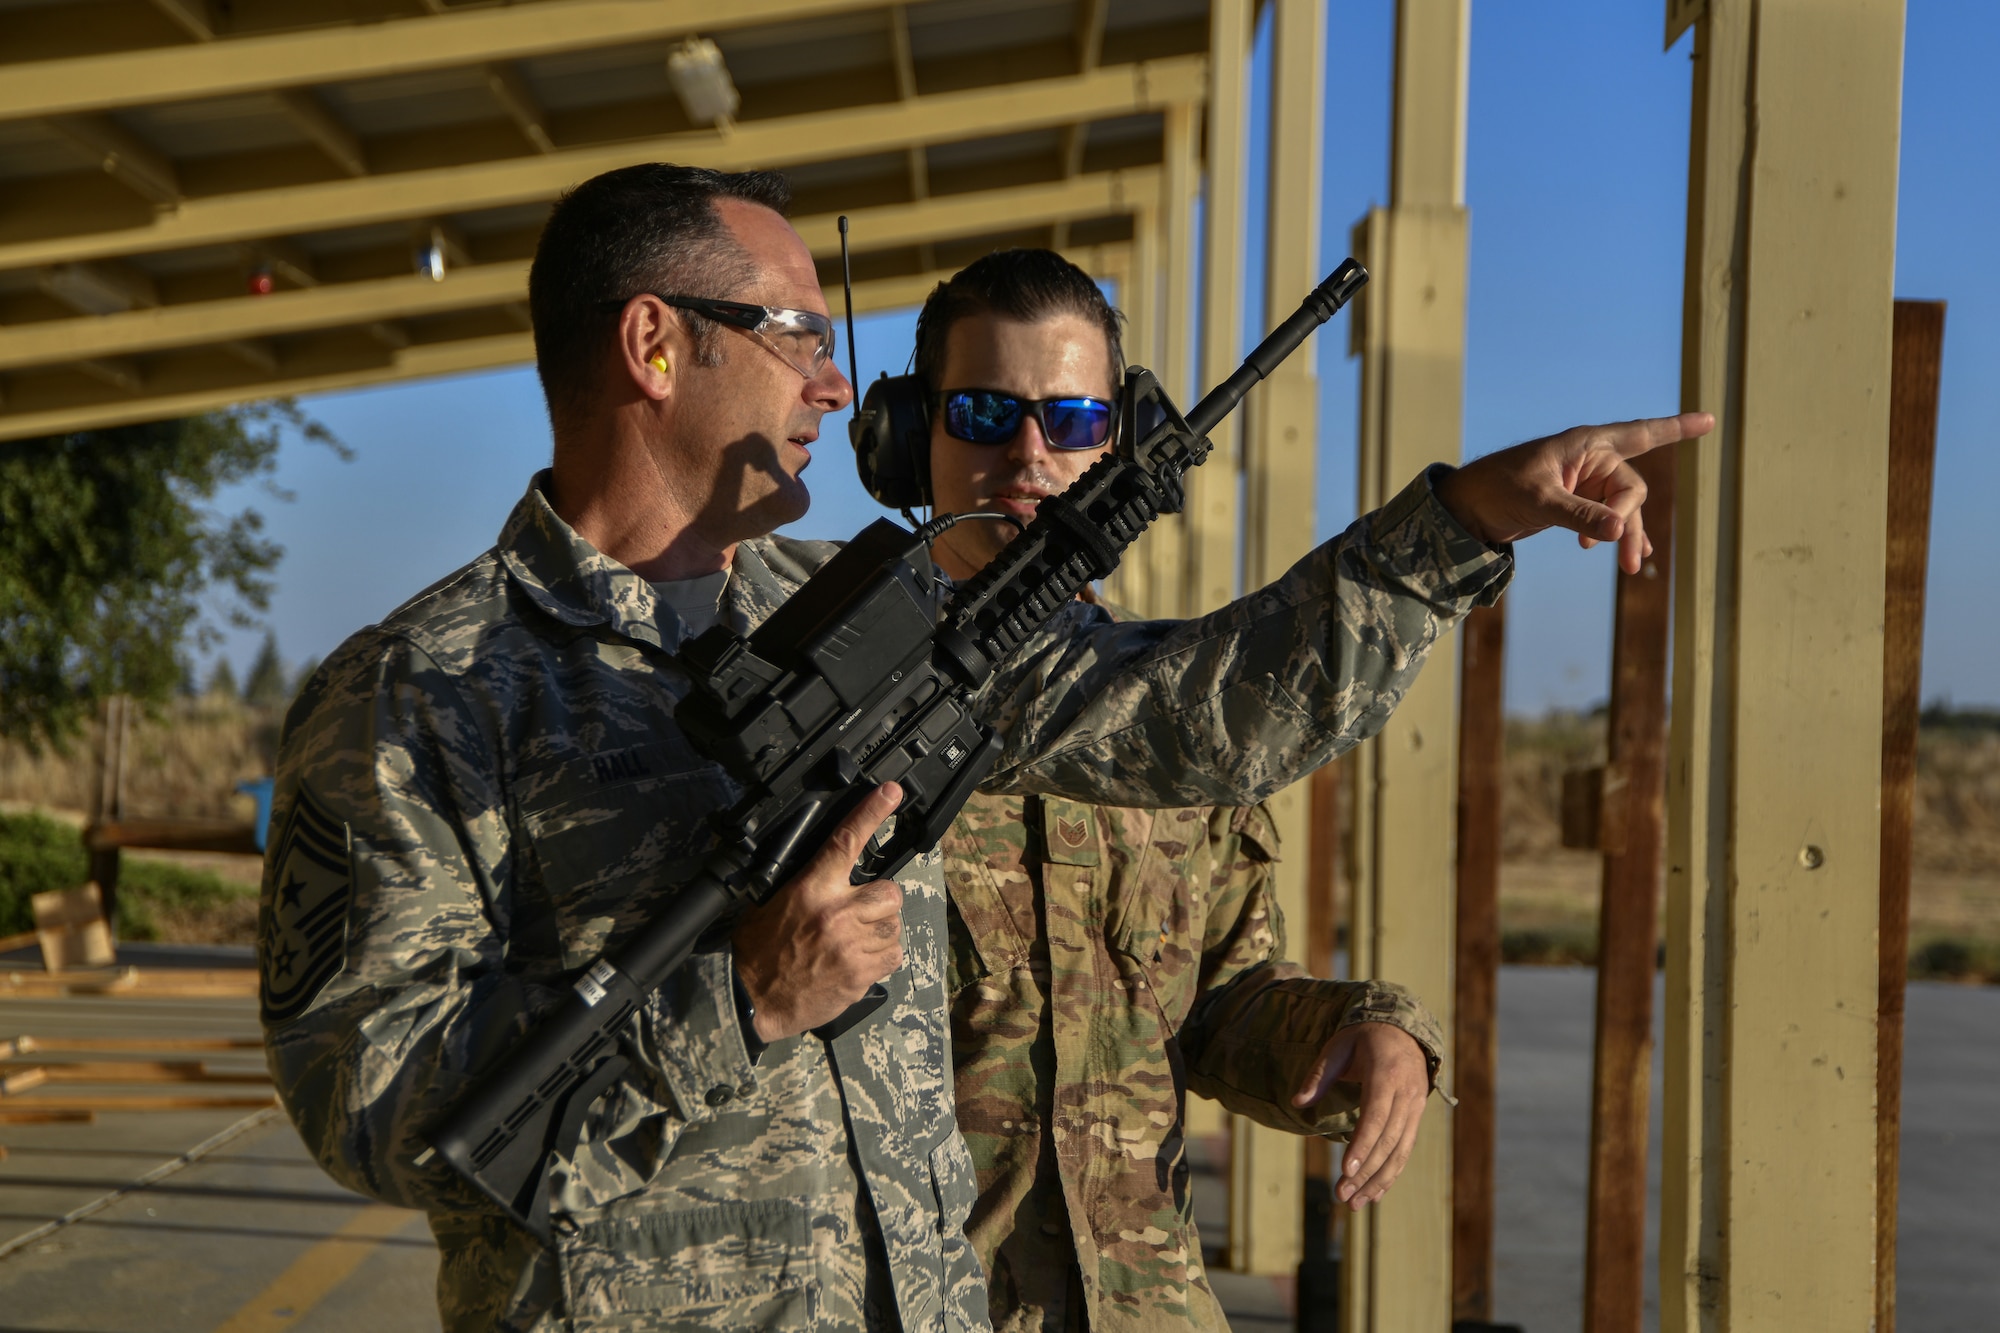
[1185,259,1368,437]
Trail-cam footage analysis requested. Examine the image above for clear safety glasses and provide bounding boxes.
[612,293,838,380]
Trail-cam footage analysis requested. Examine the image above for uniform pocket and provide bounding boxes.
[939,795,1037,990]
[927,1132,979,1238]
[559,1198,814,1330]
[516,744,734,967]
[1106,806,1212,1030]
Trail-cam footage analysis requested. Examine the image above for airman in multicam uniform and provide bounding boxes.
[259,166,1704,1333]
[943,786,1452,1331]
[908,251,1453,1331]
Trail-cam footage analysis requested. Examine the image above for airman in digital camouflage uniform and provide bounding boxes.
[257,163,1708,1332]
[913,252,1444,1331]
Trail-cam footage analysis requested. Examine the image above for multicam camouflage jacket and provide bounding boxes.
[944,689,1444,1330]
[258,464,1505,1332]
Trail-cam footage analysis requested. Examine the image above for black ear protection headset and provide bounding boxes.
[850,371,932,510]
[837,216,936,512]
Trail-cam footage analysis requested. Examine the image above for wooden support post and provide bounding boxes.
[1228,0,1323,1279]
[89,694,130,937]
[1344,2,1470,1329]
[1104,205,1159,613]
[1307,768,1343,994]
[1877,298,1944,1333]
[1582,449,1675,1333]
[1452,598,1506,1325]
[1144,101,1199,620]
[1126,204,1159,402]
[1186,0,1250,618]
[1300,762,1343,1326]
[1660,3,1906,1328]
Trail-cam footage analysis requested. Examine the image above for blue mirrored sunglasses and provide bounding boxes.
[940,390,1116,451]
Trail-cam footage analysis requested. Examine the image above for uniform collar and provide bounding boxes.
[495,470,677,649]
[718,539,798,637]
[495,470,807,651]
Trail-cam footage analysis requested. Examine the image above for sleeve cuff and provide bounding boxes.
[1366,464,1515,612]
[1336,980,1453,1104]
[641,949,764,1120]
[730,961,768,1066]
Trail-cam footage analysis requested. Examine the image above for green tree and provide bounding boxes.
[0,403,345,748]
[243,630,289,707]
[206,657,240,700]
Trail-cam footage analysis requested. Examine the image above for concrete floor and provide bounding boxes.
[1,969,1993,1331]
[0,988,436,1333]
[1486,968,2000,1333]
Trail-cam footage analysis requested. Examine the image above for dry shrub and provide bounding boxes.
[1502,711,1607,860]
[1912,731,2000,874]
[0,696,278,820]
[1500,711,1999,874]
[142,892,260,946]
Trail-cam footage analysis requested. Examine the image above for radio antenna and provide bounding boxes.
[837,216,860,391]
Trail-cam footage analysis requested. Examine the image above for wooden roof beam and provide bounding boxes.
[42,115,181,207]
[237,239,318,288]
[365,320,412,350]
[794,170,1155,259]
[887,2,930,265]
[76,358,143,394]
[1076,0,1111,72]
[148,0,220,42]
[0,56,1204,271]
[485,63,555,154]
[888,5,919,101]
[1,263,531,371]
[0,245,1130,443]
[1054,0,1113,246]
[37,261,160,315]
[221,338,277,373]
[273,90,367,177]
[0,0,892,124]
[0,170,1156,371]
[827,242,1129,315]
[1,335,530,443]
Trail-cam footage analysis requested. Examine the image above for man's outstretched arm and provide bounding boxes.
[977,412,1712,811]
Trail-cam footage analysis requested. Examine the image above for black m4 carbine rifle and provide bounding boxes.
[426,259,1369,1240]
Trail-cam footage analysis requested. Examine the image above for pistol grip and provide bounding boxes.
[812,982,889,1041]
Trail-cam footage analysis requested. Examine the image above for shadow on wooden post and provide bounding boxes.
[1878,298,1944,1333]
[1300,762,1342,1332]
[1451,599,1506,1328]
[1582,448,1675,1333]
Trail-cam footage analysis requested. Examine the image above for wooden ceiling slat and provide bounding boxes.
[0,0,891,124]
[0,169,1156,372]
[0,1,1198,435]
[0,242,1128,441]
[0,55,1202,272]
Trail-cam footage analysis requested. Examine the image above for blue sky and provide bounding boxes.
[205,0,1998,714]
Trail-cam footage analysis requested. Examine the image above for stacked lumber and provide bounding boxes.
[0,1033,274,1123]
[0,967,258,998]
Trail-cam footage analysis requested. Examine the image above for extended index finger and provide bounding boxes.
[1599,411,1715,460]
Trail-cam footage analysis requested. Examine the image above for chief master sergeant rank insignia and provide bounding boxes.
[260,786,354,1025]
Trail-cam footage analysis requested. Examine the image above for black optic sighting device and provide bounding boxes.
[425,256,1370,1242]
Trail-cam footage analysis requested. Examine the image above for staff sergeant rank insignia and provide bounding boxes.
[260,785,354,1024]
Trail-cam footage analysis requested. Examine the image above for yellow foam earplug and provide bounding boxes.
[648,353,670,374]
